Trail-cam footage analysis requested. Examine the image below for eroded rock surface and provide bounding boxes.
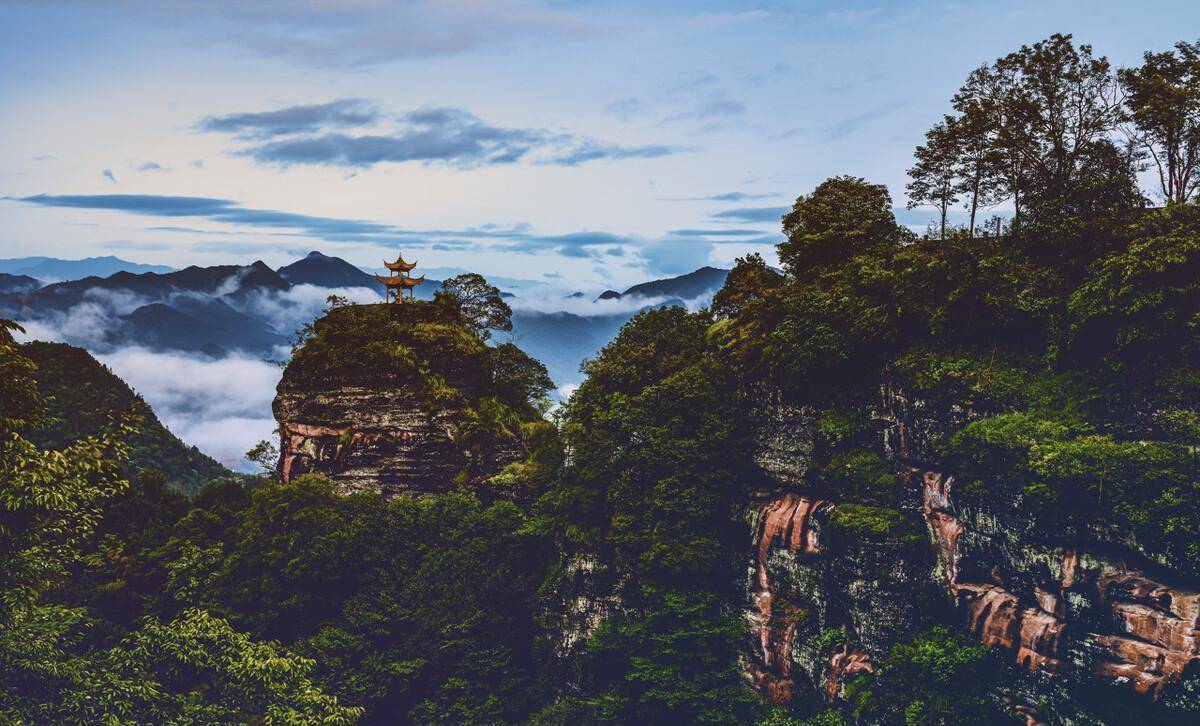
[273,303,523,497]
[746,488,936,705]
[922,470,1200,699]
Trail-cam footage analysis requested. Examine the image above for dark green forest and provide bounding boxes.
[22,341,230,494]
[3,34,1200,724]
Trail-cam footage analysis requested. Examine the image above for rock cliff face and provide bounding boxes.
[923,468,1200,700]
[743,386,1200,710]
[273,303,523,497]
[747,486,940,704]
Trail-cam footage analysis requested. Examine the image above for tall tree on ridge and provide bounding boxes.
[998,34,1124,206]
[1120,40,1200,205]
[906,118,961,240]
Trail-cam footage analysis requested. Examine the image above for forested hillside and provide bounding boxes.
[22,341,230,493]
[2,33,1200,725]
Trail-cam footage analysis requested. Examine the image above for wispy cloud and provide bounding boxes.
[136,161,166,172]
[12,193,400,243]
[710,205,789,223]
[604,97,646,119]
[668,228,770,237]
[663,191,777,202]
[8,193,633,260]
[665,98,746,124]
[102,169,117,183]
[7,193,764,276]
[204,104,681,169]
[199,98,380,139]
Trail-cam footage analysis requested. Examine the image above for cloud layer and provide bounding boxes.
[201,102,680,169]
[97,347,281,470]
[200,99,381,139]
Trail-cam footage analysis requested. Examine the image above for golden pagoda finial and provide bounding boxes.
[377,252,424,302]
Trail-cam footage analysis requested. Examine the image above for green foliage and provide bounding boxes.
[946,412,1200,572]
[0,325,132,621]
[289,301,487,381]
[539,306,763,724]
[245,438,280,478]
[1119,40,1200,205]
[826,504,922,546]
[0,605,361,724]
[756,709,847,726]
[21,341,229,494]
[154,475,554,723]
[0,320,354,724]
[436,272,514,340]
[778,176,910,275]
[588,590,760,725]
[489,341,554,414]
[844,626,1004,725]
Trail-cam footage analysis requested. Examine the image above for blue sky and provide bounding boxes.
[2,0,1197,287]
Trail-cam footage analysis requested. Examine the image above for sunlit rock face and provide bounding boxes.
[273,303,523,497]
[745,487,938,706]
[922,469,1200,699]
[743,384,1199,711]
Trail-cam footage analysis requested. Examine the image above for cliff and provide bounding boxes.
[742,383,1200,717]
[273,302,527,497]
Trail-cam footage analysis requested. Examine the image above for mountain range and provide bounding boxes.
[0,255,173,281]
[1,251,728,384]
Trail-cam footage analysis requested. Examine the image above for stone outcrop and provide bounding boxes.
[273,303,524,497]
[922,469,1200,700]
[746,488,938,705]
[743,386,1200,713]
[749,493,829,703]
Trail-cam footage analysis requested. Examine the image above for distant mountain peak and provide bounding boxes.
[276,251,379,290]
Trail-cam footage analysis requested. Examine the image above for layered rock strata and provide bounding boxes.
[747,489,935,705]
[273,304,523,497]
[921,469,1200,699]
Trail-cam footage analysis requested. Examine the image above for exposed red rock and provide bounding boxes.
[921,471,962,584]
[750,493,830,704]
[825,642,874,702]
[922,469,1200,698]
[279,422,395,483]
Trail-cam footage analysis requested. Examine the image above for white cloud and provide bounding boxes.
[95,347,283,471]
[507,289,670,317]
[235,283,381,337]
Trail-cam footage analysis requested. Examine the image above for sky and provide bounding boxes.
[2,0,1198,289]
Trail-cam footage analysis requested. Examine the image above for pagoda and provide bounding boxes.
[376,253,425,302]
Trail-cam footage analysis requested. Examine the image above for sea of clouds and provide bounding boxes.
[12,273,719,472]
[13,282,385,471]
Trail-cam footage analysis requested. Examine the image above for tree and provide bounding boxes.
[906,119,962,239]
[245,438,280,478]
[779,176,908,276]
[998,34,1124,206]
[0,319,131,620]
[844,627,1002,725]
[949,63,1020,229]
[711,253,783,321]
[542,308,762,724]
[489,342,554,412]
[0,606,362,724]
[436,273,513,340]
[1120,40,1200,205]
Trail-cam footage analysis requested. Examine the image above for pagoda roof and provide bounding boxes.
[375,272,426,288]
[384,254,418,272]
